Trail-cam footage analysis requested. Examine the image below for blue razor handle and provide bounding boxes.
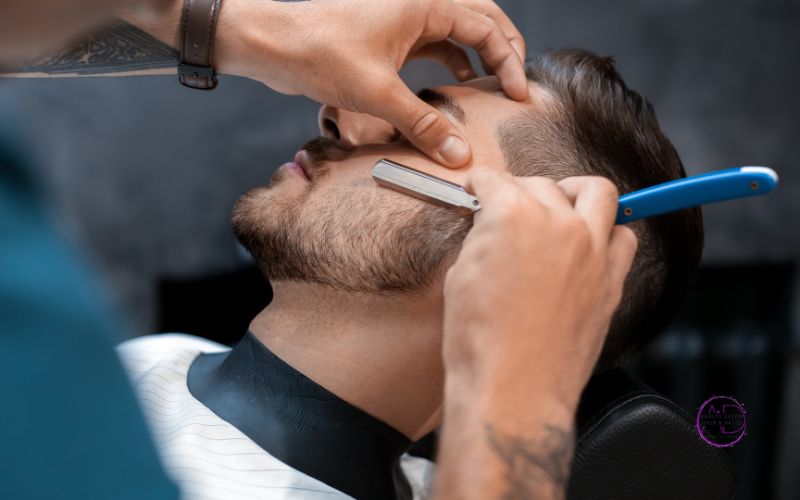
[372,160,778,224]
[615,166,778,224]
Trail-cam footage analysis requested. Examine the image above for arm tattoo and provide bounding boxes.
[485,422,576,500]
[10,19,178,76]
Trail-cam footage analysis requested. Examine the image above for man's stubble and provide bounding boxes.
[231,150,473,294]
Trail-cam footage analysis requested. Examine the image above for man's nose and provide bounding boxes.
[317,105,395,148]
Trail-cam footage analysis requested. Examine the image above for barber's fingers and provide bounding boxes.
[606,225,639,304]
[512,176,573,211]
[365,74,471,167]
[447,4,528,101]
[557,176,620,245]
[465,167,526,210]
[409,41,478,82]
[467,170,575,215]
[454,0,526,61]
[453,0,526,78]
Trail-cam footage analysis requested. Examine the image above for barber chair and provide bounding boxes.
[411,368,738,500]
[569,368,738,499]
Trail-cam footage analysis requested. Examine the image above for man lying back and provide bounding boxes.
[118,49,704,499]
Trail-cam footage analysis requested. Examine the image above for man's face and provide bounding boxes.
[232,77,542,293]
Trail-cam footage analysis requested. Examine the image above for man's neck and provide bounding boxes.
[249,281,445,441]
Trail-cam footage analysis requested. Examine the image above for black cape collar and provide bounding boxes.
[187,331,413,500]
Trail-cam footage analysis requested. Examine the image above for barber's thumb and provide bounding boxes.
[464,166,513,204]
[380,83,471,167]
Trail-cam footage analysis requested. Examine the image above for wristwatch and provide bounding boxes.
[178,0,223,90]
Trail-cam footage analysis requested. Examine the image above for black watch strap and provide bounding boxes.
[179,0,223,90]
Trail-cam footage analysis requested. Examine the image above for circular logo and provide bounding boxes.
[696,395,747,448]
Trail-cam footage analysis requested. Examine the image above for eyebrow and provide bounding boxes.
[416,88,467,125]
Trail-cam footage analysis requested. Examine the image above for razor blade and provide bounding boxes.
[372,159,481,211]
[372,159,778,224]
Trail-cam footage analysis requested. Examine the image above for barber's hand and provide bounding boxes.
[442,169,638,415]
[435,170,637,499]
[214,0,527,167]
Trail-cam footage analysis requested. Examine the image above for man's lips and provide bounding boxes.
[278,150,312,182]
[294,150,314,180]
[280,161,309,181]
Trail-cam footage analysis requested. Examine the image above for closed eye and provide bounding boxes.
[386,87,466,145]
[387,128,412,144]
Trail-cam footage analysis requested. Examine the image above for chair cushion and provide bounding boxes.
[567,369,738,500]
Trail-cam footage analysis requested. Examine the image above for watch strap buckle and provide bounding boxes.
[178,63,217,90]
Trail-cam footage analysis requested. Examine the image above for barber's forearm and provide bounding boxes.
[0,0,284,81]
[0,0,186,78]
[0,0,175,67]
[435,374,577,500]
[1,20,180,78]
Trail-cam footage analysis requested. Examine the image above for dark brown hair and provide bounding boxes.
[497,49,704,371]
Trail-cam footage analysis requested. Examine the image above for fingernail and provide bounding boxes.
[439,135,469,165]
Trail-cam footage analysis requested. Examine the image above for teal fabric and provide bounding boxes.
[0,127,178,500]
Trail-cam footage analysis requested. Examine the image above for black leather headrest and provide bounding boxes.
[567,368,738,500]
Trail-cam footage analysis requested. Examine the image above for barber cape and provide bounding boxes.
[117,333,435,500]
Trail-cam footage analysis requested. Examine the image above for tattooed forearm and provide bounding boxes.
[485,422,576,500]
[5,19,178,77]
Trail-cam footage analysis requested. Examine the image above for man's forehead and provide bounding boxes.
[434,76,544,108]
[456,75,505,93]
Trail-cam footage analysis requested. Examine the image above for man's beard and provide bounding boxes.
[231,139,473,294]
